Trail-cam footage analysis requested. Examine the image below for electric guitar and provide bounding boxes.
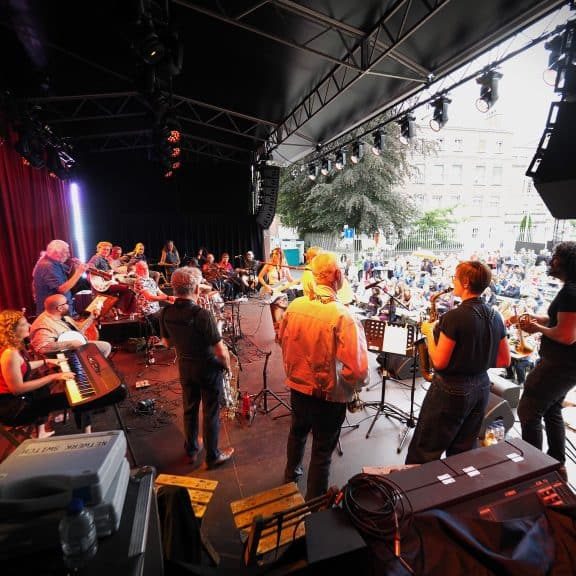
[88,267,117,292]
[266,281,302,304]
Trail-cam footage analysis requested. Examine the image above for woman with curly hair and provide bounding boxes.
[0,310,76,431]
[515,241,576,481]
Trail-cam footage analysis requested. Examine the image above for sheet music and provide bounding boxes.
[382,324,408,355]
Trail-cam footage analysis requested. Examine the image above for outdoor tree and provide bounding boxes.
[277,120,432,236]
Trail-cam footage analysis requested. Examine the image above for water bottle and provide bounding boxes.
[59,497,98,570]
[495,418,505,442]
[242,392,251,421]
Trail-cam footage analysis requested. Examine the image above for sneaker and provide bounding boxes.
[284,465,304,483]
[206,447,234,469]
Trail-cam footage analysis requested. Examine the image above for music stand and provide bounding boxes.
[252,351,291,418]
[362,320,416,450]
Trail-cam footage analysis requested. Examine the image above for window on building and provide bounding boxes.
[474,165,486,185]
[496,140,503,153]
[489,195,500,208]
[432,193,442,204]
[472,227,479,238]
[472,195,483,208]
[478,138,486,153]
[454,138,463,151]
[431,164,444,184]
[492,165,503,185]
[450,193,461,204]
[413,164,425,184]
[436,138,444,151]
[451,164,463,185]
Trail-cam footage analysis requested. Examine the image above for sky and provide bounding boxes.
[411,5,572,148]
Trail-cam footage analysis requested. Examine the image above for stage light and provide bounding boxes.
[46,147,69,180]
[320,158,332,176]
[335,149,346,170]
[308,163,317,181]
[350,141,364,164]
[371,130,384,155]
[136,18,166,65]
[475,70,502,113]
[430,95,451,132]
[398,114,415,144]
[15,132,45,168]
[70,182,87,264]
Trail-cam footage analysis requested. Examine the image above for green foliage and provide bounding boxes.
[277,123,424,236]
[396,207,461,250]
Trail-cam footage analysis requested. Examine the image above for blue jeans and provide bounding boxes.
[285,390,346,500]
[518,359,576,464]
[406,373,490,464]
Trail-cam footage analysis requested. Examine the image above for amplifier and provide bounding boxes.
[386,438,563,514]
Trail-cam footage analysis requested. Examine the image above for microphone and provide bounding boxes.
[234,254,243,258]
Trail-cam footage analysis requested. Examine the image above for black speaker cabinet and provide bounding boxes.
[528,101,576,218]
[489,372,521,409]
[479,392,514,439]
[387,353,420,380]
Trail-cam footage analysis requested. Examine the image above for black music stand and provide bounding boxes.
[252,350,292,418]
[362,320,416,451]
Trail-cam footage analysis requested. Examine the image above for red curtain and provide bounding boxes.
[0,128,71,313]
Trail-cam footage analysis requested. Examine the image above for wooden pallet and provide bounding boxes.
[155,474,218,519]
[230,482,307,564]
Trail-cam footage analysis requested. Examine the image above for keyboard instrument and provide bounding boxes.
[57,343,127,408]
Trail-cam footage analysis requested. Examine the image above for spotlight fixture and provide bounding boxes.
[475,69,502,113]
[308,163,317,181]
[429,95,451,132]
[350,141,364,164]
[320,158,332,176]
[398,114,416,144]
[371,129,385,155]
[335,149,346,170]
[136,18,166,65]
[15,132,45,169]
[155,111,182,178]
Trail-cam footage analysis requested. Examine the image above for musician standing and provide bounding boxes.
[160,267,234,468]
[406,261,510,464]
[30,294,112,358]
[516,242,576,480]
[32,239,87,315]
[279,252,368,499]
[88,241,136,314]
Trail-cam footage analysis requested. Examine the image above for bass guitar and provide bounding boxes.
[88,267,117,292]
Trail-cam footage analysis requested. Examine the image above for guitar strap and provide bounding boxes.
[62,316,79,332]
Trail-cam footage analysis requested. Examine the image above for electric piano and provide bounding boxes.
[57,343,127,408]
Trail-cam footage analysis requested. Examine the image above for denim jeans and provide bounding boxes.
[518,359,576,464]
[285,390,346,500]
[406,372,490,464]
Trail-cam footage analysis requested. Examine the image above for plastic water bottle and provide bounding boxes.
[495,419,505,442]
[59,497,98,570]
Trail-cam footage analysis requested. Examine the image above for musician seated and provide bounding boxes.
[88,241,136,314]
[0,309,92,434]
[234,250,260,295]
[133,261,175,337]
[109,245,127,274]
[217,253,235,300]
[29,295,112,358]
[202,253,222,289]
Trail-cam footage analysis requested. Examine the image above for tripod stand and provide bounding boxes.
[252,350,292,418]
[362,320,416,452]
[136,315,176,378]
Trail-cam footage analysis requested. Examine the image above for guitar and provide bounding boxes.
[88,267,117,292]
[267,281,302,304]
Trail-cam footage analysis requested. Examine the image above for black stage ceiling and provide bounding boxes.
[0,0,567,201]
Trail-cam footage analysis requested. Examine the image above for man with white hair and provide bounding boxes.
[279,252,368,499]
[32,239,87,315]
[160,266,234,468]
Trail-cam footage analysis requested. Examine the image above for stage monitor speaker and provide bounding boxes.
[479,392,514,439]
[387,353,420,380]
[489,372,521,409]
[527,101,576,218]
[256,166,280,229]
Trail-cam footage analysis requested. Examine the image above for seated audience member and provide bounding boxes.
[0,309,91,433]
[133,261,175,336]
[32,239,87,315]
[30,294,112,358]
[368,287,384,317]
[88,241,136,314]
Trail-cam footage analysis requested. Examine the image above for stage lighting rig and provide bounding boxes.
[350,141,364,164]
[308,163,318,181]
[429,95,451,132]
[398,114,416,144]
[335,149,346,170]
[371,129,385,155]
[476,69,502,113]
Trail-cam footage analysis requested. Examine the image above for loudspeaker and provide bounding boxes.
[528,101,576,218]
[387,353,420,380]
[479,392,514,439]
[256,165,280,229]
[489,372,521,409]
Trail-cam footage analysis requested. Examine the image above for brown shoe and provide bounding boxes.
[206,447,234,469]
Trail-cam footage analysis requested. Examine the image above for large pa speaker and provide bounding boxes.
[527,101,576,218]
[479,392,514,439]
[256,165,280,229]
